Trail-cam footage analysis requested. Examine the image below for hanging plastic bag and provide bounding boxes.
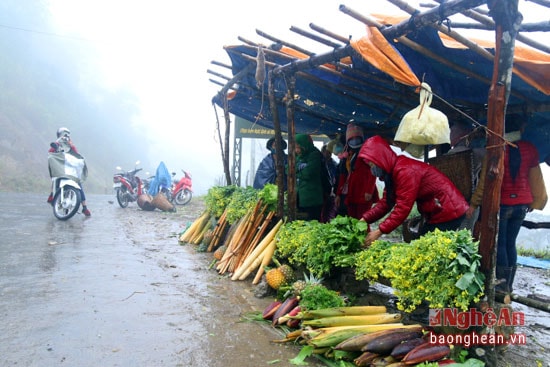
[394,82,450,145]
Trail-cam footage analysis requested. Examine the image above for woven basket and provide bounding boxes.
[428,149,474,201]
[137,194,155,211]
[151,193,176,212]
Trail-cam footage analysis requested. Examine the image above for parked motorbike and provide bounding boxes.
[113,161,144,208]
[48,138,88,220]
[170,170,193,205]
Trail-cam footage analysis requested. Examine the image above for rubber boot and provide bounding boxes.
[495,266,513,293]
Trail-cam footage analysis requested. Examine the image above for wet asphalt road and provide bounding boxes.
[0,193,309,367]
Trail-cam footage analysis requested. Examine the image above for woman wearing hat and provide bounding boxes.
[253,136,288,190]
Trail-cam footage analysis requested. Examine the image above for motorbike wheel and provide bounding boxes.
[174,189,192,205]
[116,188,130,208]
[52,186,81,220]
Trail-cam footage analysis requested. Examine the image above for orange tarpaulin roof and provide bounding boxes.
[375,14,550,95]
[438,33,550,95]
[350,26,421,88]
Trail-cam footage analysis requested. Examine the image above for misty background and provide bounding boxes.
[1,0,548,204]
[0,1,152,194]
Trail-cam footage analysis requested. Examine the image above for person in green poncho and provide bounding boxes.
[294,134,326,221]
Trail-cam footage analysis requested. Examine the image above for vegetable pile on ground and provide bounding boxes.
[355,229,485,313]
[275,216,368,278]
[179,186,488,366]
[262,303,469,366]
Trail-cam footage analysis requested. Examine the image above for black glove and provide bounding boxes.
[50,142,59,151]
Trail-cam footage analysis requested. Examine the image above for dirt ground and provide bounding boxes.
[1,192,546,367]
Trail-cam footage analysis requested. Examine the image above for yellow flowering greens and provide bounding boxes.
[355,229,485,312]
[275,216,368,278]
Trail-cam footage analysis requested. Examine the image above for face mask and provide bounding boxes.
[370,165,385,178]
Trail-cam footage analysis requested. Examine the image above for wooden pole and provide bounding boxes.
[268,70,286,219]
[286,75,297,221]
[479,2,521,364]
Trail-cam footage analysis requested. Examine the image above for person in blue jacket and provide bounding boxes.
[253,137,288,190]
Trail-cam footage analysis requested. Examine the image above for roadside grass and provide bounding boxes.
[517,245,550,260]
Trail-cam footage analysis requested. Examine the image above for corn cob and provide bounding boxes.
[302,313,402,327]
[295,305,387,320]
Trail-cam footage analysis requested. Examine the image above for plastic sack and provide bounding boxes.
[394,82,450,145]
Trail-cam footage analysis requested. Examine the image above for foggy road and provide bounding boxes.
[0,193,308,367]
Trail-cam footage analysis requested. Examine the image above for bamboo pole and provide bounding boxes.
[217,214,250,273]
[230,203,268,273]
[220,211,253,273]
[384,0,495,61]
[235,207,272,271]
[289,25,342,49]
[231,219,283,281]
[432,0,550,54]
[207,209,228,252]
[337,9,528,102]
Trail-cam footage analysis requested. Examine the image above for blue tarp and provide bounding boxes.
[212,26,550,162]
[517,255,550,270]
[147,161,172,196]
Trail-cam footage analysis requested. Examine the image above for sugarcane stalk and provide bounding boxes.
[207,208,228,252]
[217,214,249,273]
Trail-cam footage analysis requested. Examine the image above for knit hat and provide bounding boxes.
[346,124,364,148]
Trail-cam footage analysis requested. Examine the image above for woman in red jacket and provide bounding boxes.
[342,124,378,220]
[358,135,469,246]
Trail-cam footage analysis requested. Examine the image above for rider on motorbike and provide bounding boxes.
[47,127,91,217]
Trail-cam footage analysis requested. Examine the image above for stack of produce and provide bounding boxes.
[263,304,455,366]
[354,229,485,313]
[178,210,213,245]
[275,216,368,279]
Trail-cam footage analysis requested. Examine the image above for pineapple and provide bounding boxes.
[278,264,295,283]
[265,267,286,290]
[202,229,214,247]
[213,245,227,261]
[292,272,323,296]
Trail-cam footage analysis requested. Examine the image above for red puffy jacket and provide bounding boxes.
[358,136,469,234]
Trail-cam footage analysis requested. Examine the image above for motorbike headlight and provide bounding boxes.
[113,176,121,183]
